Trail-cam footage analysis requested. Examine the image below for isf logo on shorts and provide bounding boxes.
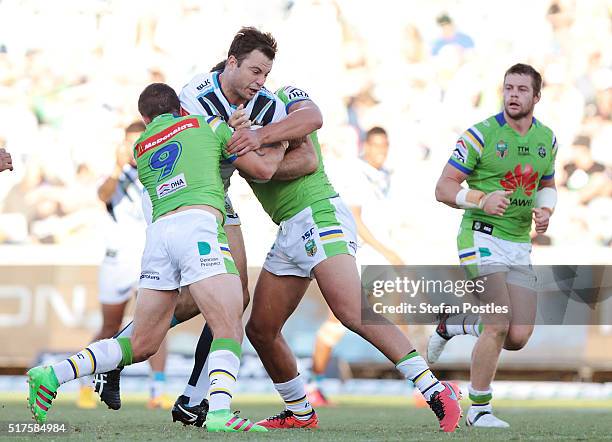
[305,239,317,257]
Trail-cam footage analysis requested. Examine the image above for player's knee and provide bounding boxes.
[482,322,510,340]
[503,328,532,351]
[245,320,272,348]
[130,335,159,362]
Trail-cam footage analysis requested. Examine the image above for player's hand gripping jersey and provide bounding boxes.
[179,71,287,191]
[248,86,337,224]
[448,112,557,242]
[133,113,234,222]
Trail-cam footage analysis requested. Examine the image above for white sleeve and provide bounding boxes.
[179,74,211,116]
[271,94,287,122]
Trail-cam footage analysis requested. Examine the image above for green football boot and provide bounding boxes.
[206,409,268,432]
[27,366,60,423]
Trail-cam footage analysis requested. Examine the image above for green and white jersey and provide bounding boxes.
[134,114,235,223]
[248,86,338,224]
[448,112,557,243]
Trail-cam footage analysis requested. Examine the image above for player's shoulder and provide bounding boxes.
[532,117,555,137]
[180,71,217,96]
[275,85,310,100]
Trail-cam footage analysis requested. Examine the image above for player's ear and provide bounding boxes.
[533,91,541,105]
[226,55,238,70]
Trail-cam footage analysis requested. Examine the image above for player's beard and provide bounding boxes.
[504,99,535,121]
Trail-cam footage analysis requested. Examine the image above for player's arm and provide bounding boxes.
[350,205,404,265]
[97,166,123,203]
[0,148,13,172]
[436,130,511,215]
[259,99,322,146]
[435,163,511,216]
[98,145,130,203]
[232,142,288,181]
[227,89,322,155]
[532,135,559,233]
[271,136,318,180]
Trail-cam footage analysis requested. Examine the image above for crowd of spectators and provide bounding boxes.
[0,0,609,263]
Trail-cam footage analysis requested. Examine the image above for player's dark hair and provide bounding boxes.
[125,121,145,134]
[365,126,388,141]
[211,59,226,72]
[504,63,542,97]
[138,83,180,120]
[227,27,277,65]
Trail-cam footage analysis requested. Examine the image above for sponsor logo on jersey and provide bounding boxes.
[472,220,494,235]
[136,119,200,157]
[453,139,468,163]
[538,144,546,158]
[196,79,211,90]
[496,140,508,159]
[287,87,309,101]
[518,145,530,155]
[140,271,160,280]
[305,239,317,257]
[156,173,187,199]
[500,164,539,196]
[510,197,533,207]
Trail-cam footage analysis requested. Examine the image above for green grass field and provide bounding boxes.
[2,394,612,441]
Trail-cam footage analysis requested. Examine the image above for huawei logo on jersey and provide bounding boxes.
[500,164,539,196]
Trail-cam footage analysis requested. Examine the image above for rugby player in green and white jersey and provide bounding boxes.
[92,28,323,423]
[26,83,285,432]
[241,86,461,433]
[428,63,558,428]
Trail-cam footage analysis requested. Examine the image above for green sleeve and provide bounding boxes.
[448,125,485,175]
[542,133,558,180]
[205,116,235,160]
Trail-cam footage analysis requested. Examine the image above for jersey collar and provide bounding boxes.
[150,113,180,125]
[216,71,245,110]
[495,112,537,127]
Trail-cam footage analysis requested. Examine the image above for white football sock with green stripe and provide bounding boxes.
[446,314,483,337]
[274,374,314,420]
[468,384,493,410]
[207,338,241,412]
[396,351,445,401]
[51,338,133,385]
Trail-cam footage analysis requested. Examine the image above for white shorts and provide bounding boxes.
[457,227,536,289]
[225,195,241,226]
[98,248,141,305]
[139,209,238,290]
[264,197,358,278]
